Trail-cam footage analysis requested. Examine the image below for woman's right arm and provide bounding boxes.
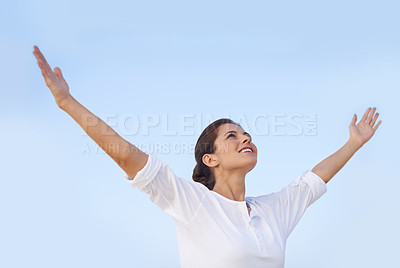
[33,45,148,178]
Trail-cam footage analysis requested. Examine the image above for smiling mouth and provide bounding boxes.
[239,148,253,153]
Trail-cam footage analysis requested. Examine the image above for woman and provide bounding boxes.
[33,45,382,268]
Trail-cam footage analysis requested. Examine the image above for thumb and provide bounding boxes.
[53,67,63,78]
[350,114,357,126]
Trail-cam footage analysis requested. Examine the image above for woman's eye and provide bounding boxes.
[228,134,235,138]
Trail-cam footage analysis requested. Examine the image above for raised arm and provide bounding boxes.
[33,45,148,179]
[311,107,382,184]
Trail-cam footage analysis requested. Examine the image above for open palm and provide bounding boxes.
[33,46,71,106]
[349,107,382,147]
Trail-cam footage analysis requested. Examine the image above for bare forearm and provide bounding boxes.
[33,46,148,178]
[59,95,137,164]
[311,139,362,184]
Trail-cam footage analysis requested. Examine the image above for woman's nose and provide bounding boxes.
[241,136,250,144]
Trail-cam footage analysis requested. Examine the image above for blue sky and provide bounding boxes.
[1,0,399,267]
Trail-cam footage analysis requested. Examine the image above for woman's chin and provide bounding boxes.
[245,159,257,172]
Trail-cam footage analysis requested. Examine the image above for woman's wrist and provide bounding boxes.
[57,94,74,110]
[347,137,363,152]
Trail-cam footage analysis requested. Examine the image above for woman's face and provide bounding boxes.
[207,123,258,173]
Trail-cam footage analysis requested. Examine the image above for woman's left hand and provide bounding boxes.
[349,107,382,148]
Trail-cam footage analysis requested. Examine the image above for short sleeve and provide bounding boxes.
[123,153,206,224]
[256,170,327,240]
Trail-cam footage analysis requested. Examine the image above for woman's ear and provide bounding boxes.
[202,154,218,168]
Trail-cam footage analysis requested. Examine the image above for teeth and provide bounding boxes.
[240,148,252,153]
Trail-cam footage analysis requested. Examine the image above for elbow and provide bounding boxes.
[114,143,137,165]
[311,168,330,184]
[116,156,127,167]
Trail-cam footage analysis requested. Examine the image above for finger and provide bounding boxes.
[38,60,54,81]
[370,112,379,127]
[360,107,371,123]
[37,60,56,86]
[365,107,376,124]
[37,61,49,78]
[373,120,382,131]
[54,66,66,81]
[34,53,51,75]
[33,46,53,75]
[54,67,61,76]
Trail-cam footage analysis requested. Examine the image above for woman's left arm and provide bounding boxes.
[311,107,382,184]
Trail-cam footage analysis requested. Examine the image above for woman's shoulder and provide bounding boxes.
[246,193,277,208]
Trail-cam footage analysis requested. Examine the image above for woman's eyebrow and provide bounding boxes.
[224,130,251,137]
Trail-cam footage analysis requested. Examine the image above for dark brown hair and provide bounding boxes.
[192,118,241,190]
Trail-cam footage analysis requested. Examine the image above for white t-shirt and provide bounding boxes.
[124,153,327,268]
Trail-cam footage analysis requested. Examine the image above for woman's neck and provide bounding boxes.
[212,170,246,202]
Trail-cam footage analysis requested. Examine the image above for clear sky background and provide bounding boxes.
[1,0,399,267]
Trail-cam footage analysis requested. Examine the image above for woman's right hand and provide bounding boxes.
[33,45,71,108]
